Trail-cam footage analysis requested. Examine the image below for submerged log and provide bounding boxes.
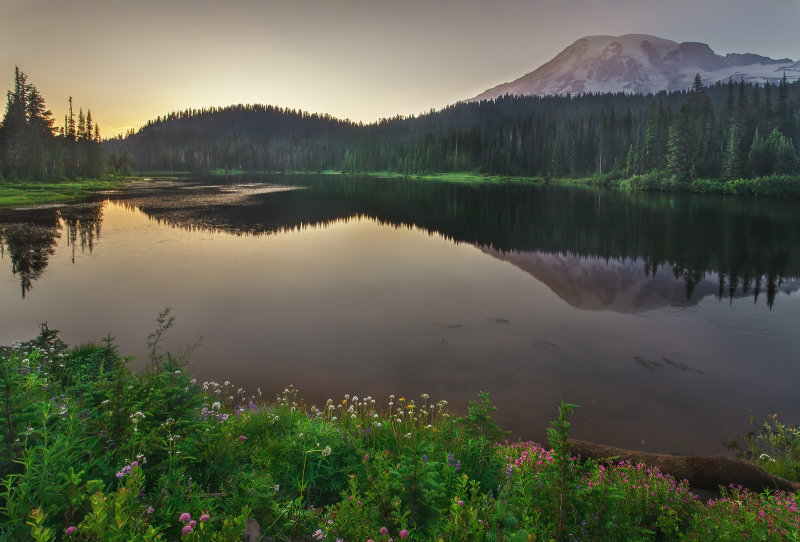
[569,439,798,494]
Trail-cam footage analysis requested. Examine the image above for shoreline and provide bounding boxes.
[3,170,799,208]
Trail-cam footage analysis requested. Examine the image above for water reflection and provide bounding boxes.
[480,248,798,312]
[116,175,800,309]
[1,175,799,308]
[0,203,104,297]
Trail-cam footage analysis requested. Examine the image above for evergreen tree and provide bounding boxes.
[2,67,29,177]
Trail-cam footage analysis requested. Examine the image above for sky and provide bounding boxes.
[2,0,799,137]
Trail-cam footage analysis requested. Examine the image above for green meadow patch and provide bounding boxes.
[0,178,137,207]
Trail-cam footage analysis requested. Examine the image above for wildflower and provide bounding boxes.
[65,526,77,535]
[399,529,409,539]
[238,435,247,441]
[380,526,389,535]
[322,445,332,457]
[199,513,210,522]
[181,525,193,536]
[179,512,191,523]
[457,500,464,507]
[189,520,197,528]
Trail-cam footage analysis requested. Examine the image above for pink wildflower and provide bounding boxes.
[189,520,197,528]
[199,513,210,522]
[179,512,191,523]
[380,527,389,535]
[238,435,247,441]
[399,529,409,539]
[181,524,193,536]
[65,526,77,535]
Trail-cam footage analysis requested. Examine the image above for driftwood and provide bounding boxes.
[569,439,798,494]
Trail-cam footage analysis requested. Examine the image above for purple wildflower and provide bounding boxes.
[181,524,193,536]
[179,512,191,523]
[65,526,77,535]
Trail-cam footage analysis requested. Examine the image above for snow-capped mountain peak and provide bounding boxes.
[472,34,799,100]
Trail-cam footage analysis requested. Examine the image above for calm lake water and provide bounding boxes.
[1,175,799,455]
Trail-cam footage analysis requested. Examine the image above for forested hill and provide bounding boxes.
[106,77,800,182]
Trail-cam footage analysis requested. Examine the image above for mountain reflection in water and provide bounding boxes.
[5,174,796,305]
[1,175,798,455]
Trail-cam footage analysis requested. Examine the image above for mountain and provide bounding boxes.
[472,34,800,100]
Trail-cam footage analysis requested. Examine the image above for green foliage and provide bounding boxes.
[457,391,508,442]
[732,413,800,483]
[546,401,579,542]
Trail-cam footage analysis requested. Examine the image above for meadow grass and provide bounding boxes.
[0,178,139,208]
[0,319,798,541]
[328,170,800,196]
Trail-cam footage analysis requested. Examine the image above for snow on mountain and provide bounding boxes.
[472,34,799,101]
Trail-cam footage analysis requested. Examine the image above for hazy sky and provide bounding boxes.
[2,0,799,136]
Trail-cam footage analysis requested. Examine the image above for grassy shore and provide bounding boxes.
[7,170,790,207]
[0,177,142,208]
[329,170,800,196]
[1,318,798,541]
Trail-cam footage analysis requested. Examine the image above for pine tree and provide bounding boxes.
[2,67,29,177]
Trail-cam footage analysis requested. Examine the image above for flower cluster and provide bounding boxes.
[115,460,139,479]
[178,511,207,536]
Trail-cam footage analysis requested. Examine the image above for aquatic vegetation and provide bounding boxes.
[0,324,798,541]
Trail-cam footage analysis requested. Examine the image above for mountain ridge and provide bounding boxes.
[472,34,800,101]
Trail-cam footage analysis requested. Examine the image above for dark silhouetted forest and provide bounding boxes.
[106,75,800,182]
[0,68,104,181]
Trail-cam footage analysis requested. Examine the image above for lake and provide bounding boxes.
[1,174,798,455]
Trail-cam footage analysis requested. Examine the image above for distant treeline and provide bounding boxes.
[0,68,106,181]
[107,75,800,182]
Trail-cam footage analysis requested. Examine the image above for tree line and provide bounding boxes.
[0,67,104,181]
[108,75,799,182]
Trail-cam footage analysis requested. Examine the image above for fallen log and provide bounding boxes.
[569,439,798,494]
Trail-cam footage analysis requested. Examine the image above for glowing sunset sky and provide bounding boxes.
[1,0,798,137]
